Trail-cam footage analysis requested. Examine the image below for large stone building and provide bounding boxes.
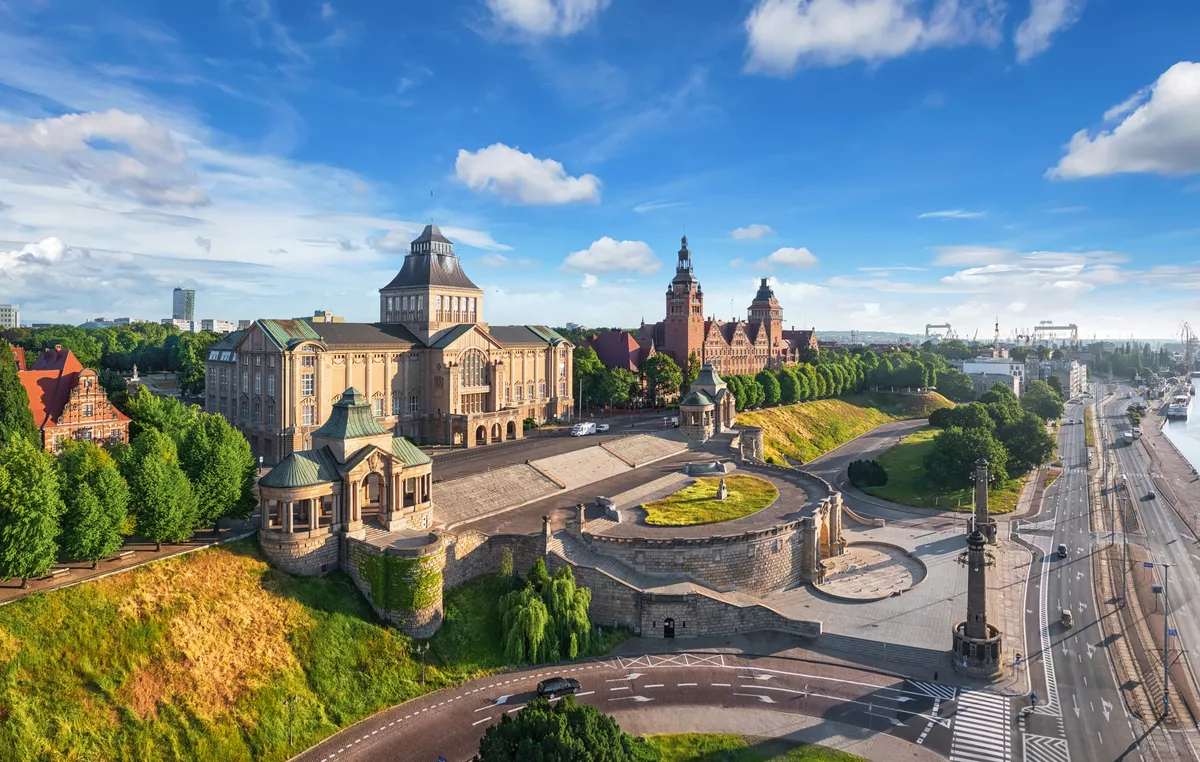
[204,225,574,464]
[590,237,817,375]
[15,346,130,451]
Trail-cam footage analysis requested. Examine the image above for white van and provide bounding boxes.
[571,422,596,437]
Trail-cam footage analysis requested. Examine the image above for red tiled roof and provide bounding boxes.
[588,330,645,372]
[30,345,84,374]
[20,369,78,428]
[9,346,24,370]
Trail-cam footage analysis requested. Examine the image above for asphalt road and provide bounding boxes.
[1017,399,1142,762]
[1101,386,1200,721]
[294,652,961,762]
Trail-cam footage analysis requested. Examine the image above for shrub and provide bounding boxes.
[847,458,888,488]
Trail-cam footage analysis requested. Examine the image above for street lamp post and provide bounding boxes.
[1162,563,1172,716]
[416,641,430,686]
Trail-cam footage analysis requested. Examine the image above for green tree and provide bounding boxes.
[544,566,592,660]
[0,436,64,587]
[475,695,660,762]
[121,428,197,551]
[1045,375,1065,399]
[935,368,976,402]
[923,426,1009,490]
[596,367,638,408]
[777,368,800,405]
[684,351,701,388]
[0,340,38,447]
[58,441,130,568]
[930,404,995,431]
[997,411,1056,474]
[119,385,200,438]
[527,556,551,592]
[573,345,604,406]
[638,354,682,408]
[755,370,781,406]
[179,412,257,532]
[499,585,551,664]
[1020,380,1065,422]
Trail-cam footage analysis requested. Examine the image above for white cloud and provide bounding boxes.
[320,2,335,19]
[729,258,744,268]
[743,0,1004,74]
[1049,62,1200,179]
[757,246,819,269]
[364,223,511,252]
[580,273,599,289]
[632,199,687,214]
[918,209,986,219]
[562,237,659,275]
[1015,0,1085,63]
[479,253,509,267]
[0,109,208,207]
[455,143,601,205]
[731,224,774,240]
[194,235,212,253]
[486,0,610,37]
[932,246,1010,266]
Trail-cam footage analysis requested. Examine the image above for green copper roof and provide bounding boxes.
[526,325,569,345]
[680,389,715,407]
[259,446,340,489]
[260,319,323,349]
[312,388,390,440]
[426,324,475,349]
[391,436,431,467]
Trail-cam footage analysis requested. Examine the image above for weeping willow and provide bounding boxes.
[499,559,594,665]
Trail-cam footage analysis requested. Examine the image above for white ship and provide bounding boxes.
[1167,393,1190,421]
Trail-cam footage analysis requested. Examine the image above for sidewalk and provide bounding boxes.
[613,705,942,762]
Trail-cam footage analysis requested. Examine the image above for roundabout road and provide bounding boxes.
[294,651,963,762]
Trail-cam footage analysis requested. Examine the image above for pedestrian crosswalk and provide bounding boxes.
[950,690,1011,762]
[906,679,958,702]
[1023,733,1071,762]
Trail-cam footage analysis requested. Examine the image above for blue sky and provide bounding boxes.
[0,0,1198,339]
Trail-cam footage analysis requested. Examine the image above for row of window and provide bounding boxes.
[504,381,565,402]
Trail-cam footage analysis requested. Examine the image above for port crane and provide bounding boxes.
[1182,321,1197,372]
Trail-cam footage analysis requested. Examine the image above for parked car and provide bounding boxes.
[596,423,610,432]
[537,677,581,698]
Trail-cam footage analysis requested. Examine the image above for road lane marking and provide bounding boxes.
[609,686,630,692]
[472,717,492,726]
[644,684,663,688]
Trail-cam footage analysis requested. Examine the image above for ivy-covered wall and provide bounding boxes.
[353,545,442,613]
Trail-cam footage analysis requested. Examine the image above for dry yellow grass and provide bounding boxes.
[104,548,307,717]
[736,392,952,464]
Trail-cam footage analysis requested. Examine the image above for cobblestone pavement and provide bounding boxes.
[818,544,923,600]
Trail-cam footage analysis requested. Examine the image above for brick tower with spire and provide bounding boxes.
[663,235,704,367]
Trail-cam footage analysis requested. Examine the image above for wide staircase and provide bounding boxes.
[436,464,561,528]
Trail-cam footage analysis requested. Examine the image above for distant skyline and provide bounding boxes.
[1,2,1199,338]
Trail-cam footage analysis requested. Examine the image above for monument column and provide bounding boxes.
[952,458,1003,677]
[974,458,997,544]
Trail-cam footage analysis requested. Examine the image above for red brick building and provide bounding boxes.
[589,237,819,376]
[17,346,130,451]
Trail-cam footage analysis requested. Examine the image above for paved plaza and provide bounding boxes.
[818,543,925,601]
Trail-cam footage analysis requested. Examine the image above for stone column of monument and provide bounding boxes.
[974,458,998,545]
[952,458,1003,676]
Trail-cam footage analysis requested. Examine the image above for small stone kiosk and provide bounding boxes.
[678,363,737,444]
[951,458,1003,677]
[257,388,434,576]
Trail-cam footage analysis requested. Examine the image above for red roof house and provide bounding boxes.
[9,345,25,370]
[18,345,129,451]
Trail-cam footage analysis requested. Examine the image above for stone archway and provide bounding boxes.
[491,422,502,442]
[507,420,517,440]
[362,472,384,525]
[475,425,487,446]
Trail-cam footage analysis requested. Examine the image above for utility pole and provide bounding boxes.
[416,641,430,686]
[1162,563,1172,716]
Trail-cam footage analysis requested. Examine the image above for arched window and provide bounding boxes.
[528,383,534,400]
[460,349,488,387]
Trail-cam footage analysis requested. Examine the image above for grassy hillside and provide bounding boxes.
[862,427,1023,514]
[736,392,953,465]
[0,540,624,762]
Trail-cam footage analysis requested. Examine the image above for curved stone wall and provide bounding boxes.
[260,528,340,576]
[344,533,446,638]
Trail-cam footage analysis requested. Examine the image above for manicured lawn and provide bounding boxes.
[642,475,779,526]
[0,540,627,762]
[861,427,1024,514]
[646,733,866,761]
[736,392,953,465]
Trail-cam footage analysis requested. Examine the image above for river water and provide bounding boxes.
[1162,392,1200,472]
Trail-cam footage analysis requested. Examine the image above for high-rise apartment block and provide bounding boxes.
[172,288,195,321]
[0,304,18,329]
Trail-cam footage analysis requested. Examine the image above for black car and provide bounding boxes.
[1147,491,1156,500]
[536,677,581,697]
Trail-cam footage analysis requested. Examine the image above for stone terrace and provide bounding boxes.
[533,447,631,487]
[434,464,560,528]
[602,434,688,466]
